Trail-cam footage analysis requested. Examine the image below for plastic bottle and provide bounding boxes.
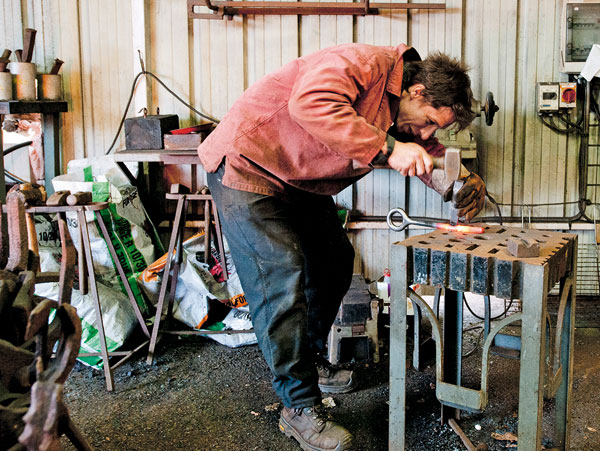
[383,268,391,296]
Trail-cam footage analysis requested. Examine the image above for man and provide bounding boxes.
[198,43,485,451]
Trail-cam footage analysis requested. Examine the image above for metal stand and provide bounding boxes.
[389,225,577,450]
[146,193,242,365]
[26,202,151,391]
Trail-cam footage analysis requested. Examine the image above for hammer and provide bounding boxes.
[430,148,464,225]
[432,148,462,182]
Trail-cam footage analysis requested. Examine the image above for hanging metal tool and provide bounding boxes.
[188,0,445,20]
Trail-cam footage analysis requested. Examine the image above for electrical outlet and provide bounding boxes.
[537,82,559,114]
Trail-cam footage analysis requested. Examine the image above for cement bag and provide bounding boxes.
[34,218,137,369]
[51,156,161,317]
[139,232,248,331]
[205,305,257,348]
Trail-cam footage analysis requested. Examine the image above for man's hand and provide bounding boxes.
[454,173,486,221]
[387,141,433,177]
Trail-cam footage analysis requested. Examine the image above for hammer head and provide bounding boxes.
[443,148,461,181]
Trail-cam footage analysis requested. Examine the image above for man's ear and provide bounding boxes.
[409,83,426,99]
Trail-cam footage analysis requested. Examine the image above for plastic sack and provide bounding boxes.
[51,156,160,317]
[205,305,257,348]
[139,232,256,347]
[34,230,137,369]
[33,157,161,368]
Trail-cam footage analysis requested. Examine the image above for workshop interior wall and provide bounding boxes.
[1,0,596,281]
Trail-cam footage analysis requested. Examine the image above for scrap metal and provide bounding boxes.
[0,195,90,450]
[46,190,71,207]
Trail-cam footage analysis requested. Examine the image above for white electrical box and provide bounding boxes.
[537,82,560,113]
[560,0,600,73]
[559,82,577,108]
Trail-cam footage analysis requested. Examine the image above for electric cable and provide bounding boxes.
[2,141,33,185]
[4,169,28,184]
[462,325,484,358]
[556,113,585,133]
[484,189,502,225]
[490,200,580,207]
[540,115,583,135]
[463,293,514,321]
[3,141,33,156]
[104,70,220,156]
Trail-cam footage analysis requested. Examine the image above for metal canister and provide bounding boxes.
[37,74,62,100]
[0,71,12,100]
[8,62,36,100]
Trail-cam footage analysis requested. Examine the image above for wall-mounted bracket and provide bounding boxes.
[188,0,445,20]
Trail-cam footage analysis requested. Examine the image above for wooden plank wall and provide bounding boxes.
[1,0,597,282]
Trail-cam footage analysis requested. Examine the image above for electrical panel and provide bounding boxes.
[537,82,560,113]
[560,0,600,73]
[559,82,577,108]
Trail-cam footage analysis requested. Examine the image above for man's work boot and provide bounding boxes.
[317,360,355,394]
[279,406,353,451]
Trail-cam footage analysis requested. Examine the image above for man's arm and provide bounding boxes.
[383,134,486,221]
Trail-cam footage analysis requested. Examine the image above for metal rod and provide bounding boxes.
[447,419,477,451]
[163,329,254,335]
[212,0,444,7]
[441,289,463,423]
[190,0,444,18]
[580,80,591,204]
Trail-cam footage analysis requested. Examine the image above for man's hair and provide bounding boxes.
[403,52,476,131]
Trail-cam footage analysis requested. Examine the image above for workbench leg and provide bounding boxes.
[441,289,463,423]
[517,264,549,450]
[95,212,151,338]
[211,200,228,281]
[554,262,576,449]
[389,244,409,451]
[412,303,422,370]
[166,198,187,321]
[79,210,114,391]
[146,196,186,365]
[42,112,61,195]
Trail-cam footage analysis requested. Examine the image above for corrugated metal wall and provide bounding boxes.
[1,0,597,282]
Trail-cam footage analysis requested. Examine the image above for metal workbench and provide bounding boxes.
[389,225,577,450]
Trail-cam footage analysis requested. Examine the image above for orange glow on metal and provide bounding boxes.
[435,223,485,234]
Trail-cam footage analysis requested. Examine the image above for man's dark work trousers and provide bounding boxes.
[207,163,355,409]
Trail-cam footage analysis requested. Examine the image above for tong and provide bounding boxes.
[386,208,484,234]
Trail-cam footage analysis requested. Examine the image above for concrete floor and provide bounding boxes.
[59,295,600,450]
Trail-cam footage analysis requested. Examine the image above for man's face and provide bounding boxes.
[395,83,456,140]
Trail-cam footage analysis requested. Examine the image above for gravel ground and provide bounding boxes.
[59,324,600,451]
